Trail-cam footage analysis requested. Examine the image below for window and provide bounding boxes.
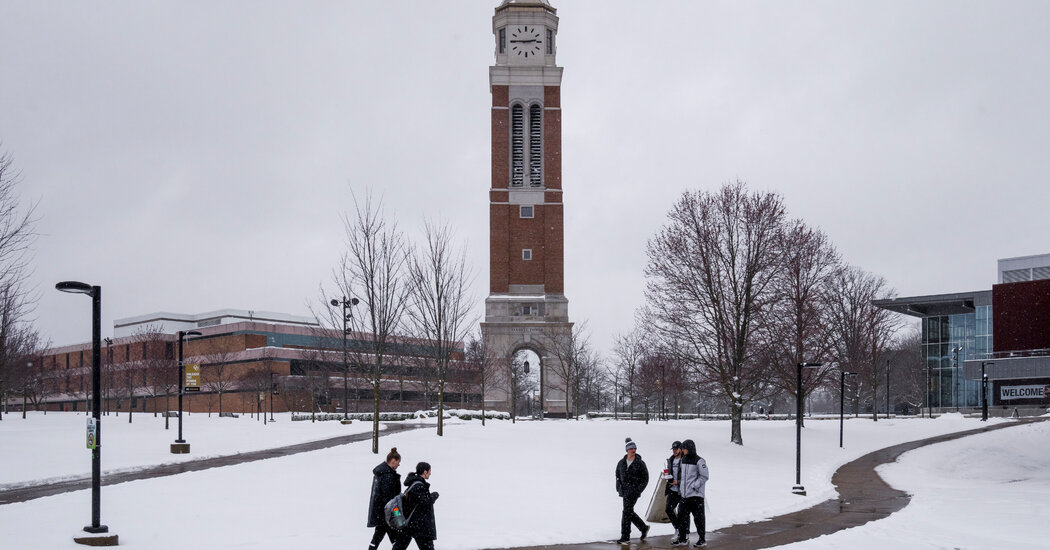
[520,205,534,218]
[546,29,553,54]
[529,104,543,186]
[511,104,524,187]
[499,28,506,54]
[522,249,532,261]
[522,305,534,316]
[510,102,543,187]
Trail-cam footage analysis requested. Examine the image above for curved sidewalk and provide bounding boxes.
[498,418,1045,550]
[0,422,424,506]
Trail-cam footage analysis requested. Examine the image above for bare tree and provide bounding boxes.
[757,221,840,425]
[134,326,175,425]
[200,337,238,417]
[1,321,45,420]
[545,322,593,419]
[825,265,900,421]
[612,328,644,420]
[645,181,787,445]
[331,189,410,454]
[0,150,39,419]
[885,327,924,414]
[406,219,476,436]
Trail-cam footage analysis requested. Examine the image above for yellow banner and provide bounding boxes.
[184,363,201,391]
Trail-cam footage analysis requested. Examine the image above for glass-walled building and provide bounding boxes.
[878,290,992,409]
[921,303,992,408]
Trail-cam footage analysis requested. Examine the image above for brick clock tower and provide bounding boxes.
[482,0,572,417]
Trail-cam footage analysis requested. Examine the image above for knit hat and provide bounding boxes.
[625,437,637,451]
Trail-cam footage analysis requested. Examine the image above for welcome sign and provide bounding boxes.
[993,377,1050,406]
[1000,385,1050,400]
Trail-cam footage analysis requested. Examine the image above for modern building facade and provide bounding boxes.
[875,253,1050,412]
[16,309,477,415]
[482,0,573,416]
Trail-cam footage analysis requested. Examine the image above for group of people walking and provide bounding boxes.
[366,438,706,549]
[615,437,709,547]
[367,448,440,550]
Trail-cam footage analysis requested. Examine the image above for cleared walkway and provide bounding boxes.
[0,422,424,506]
[498,418,1045,550]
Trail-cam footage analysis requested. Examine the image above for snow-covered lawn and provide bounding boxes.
[0,411,373,487]
[0,412,1045,549]
[775,417,1050,550]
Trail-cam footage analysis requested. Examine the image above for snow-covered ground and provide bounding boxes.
[0,411,373,487]
[775,417,1050,550]
[0,412,1046,549]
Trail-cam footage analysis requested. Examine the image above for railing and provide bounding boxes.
[973,348,1050,360]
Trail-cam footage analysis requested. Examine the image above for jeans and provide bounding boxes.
[621,495,647,538]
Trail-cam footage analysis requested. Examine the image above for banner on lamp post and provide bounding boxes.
[184,363,201,392]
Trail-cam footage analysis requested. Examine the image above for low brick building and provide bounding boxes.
[15,310,476,415]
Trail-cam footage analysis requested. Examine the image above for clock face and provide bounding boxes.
[509,25,543,58]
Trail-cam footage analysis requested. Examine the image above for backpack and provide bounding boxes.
[384,481,423,530]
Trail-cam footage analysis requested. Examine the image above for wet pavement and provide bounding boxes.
[0,422,424,506]
[494,418,1045,550]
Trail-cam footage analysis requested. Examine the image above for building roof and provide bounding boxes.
[873,290,991,317]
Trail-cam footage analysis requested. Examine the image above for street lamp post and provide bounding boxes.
[952,346,962,412]
[981,361,994,421]
[885,360,890,419]
[330,297,359,420]
[839,371,856,448]
[172,330,201,453]
[269,371,276,422]
[56,281,112,540]
[793,362,822,495]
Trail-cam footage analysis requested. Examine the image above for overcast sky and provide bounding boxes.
[3,1,1049,352]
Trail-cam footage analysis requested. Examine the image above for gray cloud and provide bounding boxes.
[3,1,1048,351]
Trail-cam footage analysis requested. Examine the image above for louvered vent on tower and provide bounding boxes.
[1033,266,1050,281]
[511,104,525,187]
[529,104,543,187]
[1002,269,1029,283]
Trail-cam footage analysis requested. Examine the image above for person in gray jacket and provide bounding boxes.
[676,439,709,547]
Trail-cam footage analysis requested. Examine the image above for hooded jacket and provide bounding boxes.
[679,439,709,499]
[367,462,402,528]
[615,453,650,499]
[401,472,439,541]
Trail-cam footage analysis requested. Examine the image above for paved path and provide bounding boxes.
[497,418,1045,550]
[0,422,425,506]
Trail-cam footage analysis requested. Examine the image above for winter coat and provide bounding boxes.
[664,454,682,495]
[367,462,402,528]
[401,472,439,541]
[679,439,709,499]
[615,453,650,499]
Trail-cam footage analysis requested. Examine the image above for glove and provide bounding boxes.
[431,491,439,502]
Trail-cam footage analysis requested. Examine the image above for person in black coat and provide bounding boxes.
[614,437,650,543]
[368,447,403,550]
[391,462,439,550]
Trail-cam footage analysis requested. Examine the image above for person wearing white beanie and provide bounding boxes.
[614,437,650,543]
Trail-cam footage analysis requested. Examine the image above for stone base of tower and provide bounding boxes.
[481,290,573,417]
